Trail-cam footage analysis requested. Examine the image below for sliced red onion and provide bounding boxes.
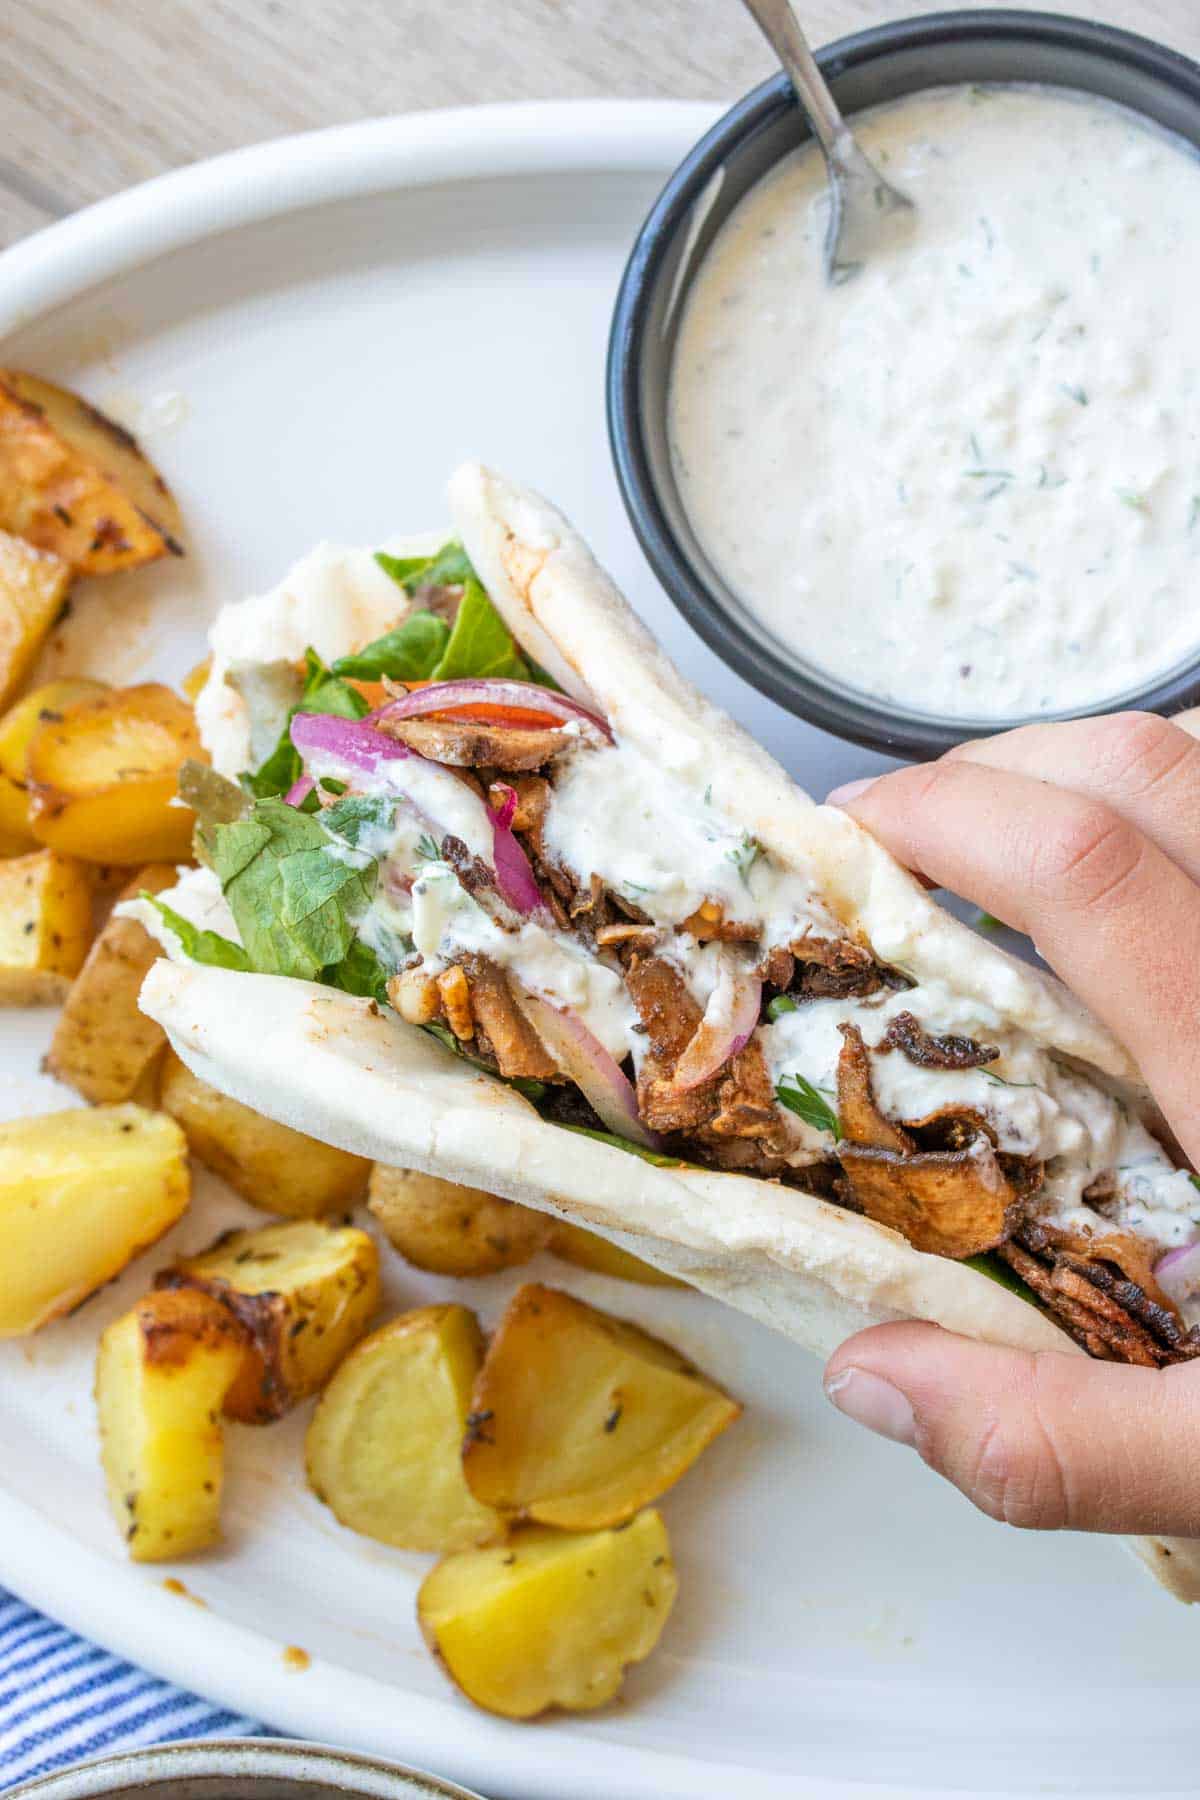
[285,773,315,808]
[670,951,763,1093]
[374,677,613,742]
[1154,1241,1200,1307]
[512,986,664,1152]
[487,782,543,917]
[290,711,410,775]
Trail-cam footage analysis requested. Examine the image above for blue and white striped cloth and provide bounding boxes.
[0,1589,267,1790]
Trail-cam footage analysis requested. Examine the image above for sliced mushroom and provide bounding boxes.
[836,1023,912,1153]
[379,715,579,771]
[838,1137,1019,1259]
[877,1010,999,1071]
[458,954,558,1082]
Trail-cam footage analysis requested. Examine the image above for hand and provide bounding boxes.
[822,710,1200,1536]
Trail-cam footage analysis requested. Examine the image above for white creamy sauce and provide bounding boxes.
[763,984,1199,1249]
[543,738,838,946]
[670,85,1200,720]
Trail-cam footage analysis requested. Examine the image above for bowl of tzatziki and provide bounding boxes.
[607,9,1200,756]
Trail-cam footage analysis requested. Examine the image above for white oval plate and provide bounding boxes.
[1,101,1197,1800]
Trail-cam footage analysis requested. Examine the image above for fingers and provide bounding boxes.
[825,1322,1200,1536]
[947,712,1200,884]
[832,758,1200,1153]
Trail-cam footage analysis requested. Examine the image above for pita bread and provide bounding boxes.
[138,464,1200,1601]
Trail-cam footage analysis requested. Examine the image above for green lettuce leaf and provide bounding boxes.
[376,541,475,595]
[557,1124,697,1169]
[965,1252,1037,1304]
[331,611,450,682]
[323,938,392,1006]
[201,798,376,981]
[431,575,530,682]
[144,896,251,972]
[242,650,369,799]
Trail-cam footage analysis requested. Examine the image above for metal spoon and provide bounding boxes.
[740,0,914,282]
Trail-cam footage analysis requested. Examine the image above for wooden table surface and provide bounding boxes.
[4,0,1199,249]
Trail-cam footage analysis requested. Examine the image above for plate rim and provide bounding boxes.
[0,93,891,1800]
[0,99,720,336]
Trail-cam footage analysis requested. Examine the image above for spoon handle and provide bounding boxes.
[740,0,847,163]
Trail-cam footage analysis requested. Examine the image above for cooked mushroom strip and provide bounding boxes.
[878,1011,999,1071]
[997,1240,1129,1362]
[595,922,659,952]
[680,901,758,943]
[459,956,558,1082]
[379,715,579,771]
[623,954,721,1134]
[1061,1256,1200,1358]
[439,834,495,897]
[756,946,795,990]
[703,1040,782,1143]
[1024,1219,1176,1319]
[792,935,898,1000]
[836,1023,912,1153]
[838,1139,1019,1259]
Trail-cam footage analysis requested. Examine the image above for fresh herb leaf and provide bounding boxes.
[1189,1173,1200,1195]
[242,649,369,799]
[331,610,450,682]
[1060,384,1089,407]
[201,798,376,981]
[983,1071,1040,1090]
[414,831,441,864]
[726,833,761,888]
[322,793,396,850]
[766,994,799,1021]
[775,1072,840,1138]
[318,777,347,796]
[1117,488,1149,513]
[145,896,251,972]
[974,910,1003,934]
[431,575,531,682]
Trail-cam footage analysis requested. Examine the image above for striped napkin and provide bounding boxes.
[0,1589,266,1790]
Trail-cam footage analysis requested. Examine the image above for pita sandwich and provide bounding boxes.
[135,463,1200,1601]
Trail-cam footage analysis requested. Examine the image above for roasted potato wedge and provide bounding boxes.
[0,847,92,1002]
[96,1287,246,1561]
[463,1285,740,1530]
[550,1220,684,1287]
[418,1508,677,1719]
[46,863,176,1100]
[0,530,71,713]
[159,1219,380,1423]
[160,1051,372,1218]
[306,1305,503,1551]
[26,683,199,863]
[367,1166,552,1276]
[0,371,183,574]
[0,678,108,857]
[0,1104,189,1335]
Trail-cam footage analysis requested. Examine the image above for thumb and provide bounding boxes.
[823,1322,1200,1536]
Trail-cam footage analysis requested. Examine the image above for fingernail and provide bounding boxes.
[825,776,877,808]
[824,1368,917,1446]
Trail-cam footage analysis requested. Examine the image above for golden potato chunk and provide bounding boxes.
[0,371,183,574]
[0,530,71,712]
[26,683,199,863]
[0,847,92,1002]
[463,1285,740,1530]
[418,1508,677,1719]
[158,1219,380,1423]
[0,677,109,854]
[0,1105,189,1335]
[96,1287,245,1561]
[550,1220,684,1288]
[307,1306,502,1551]
[46,863,176,1100]
[159,1051,371,1218]
[367,1166,552,1277]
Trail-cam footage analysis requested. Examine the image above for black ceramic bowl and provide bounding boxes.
[608,9,1200,759]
